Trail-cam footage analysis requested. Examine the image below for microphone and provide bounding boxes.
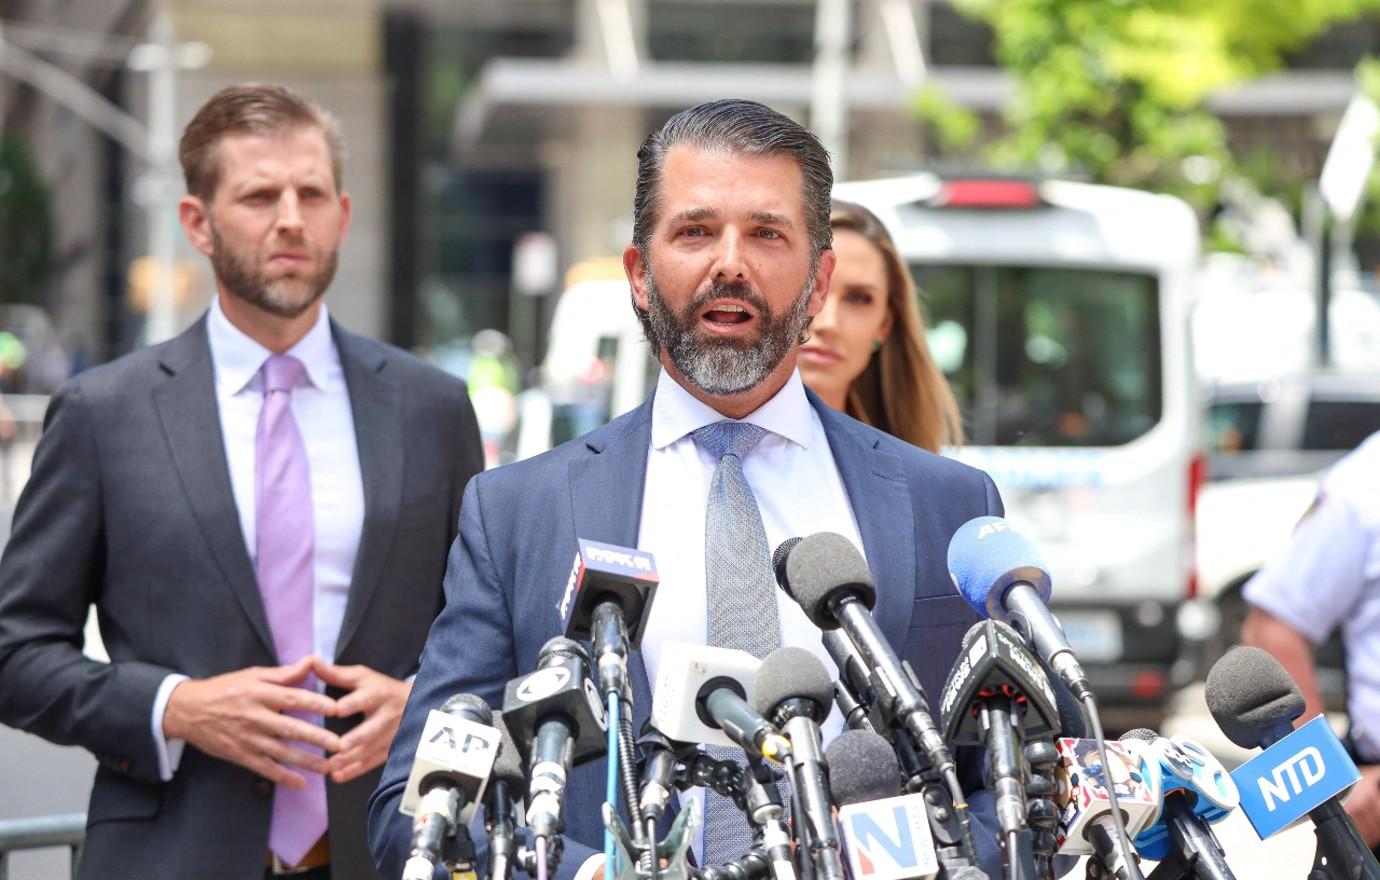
[502,637,608,845]
[1053,737,1159,879]
[829,730,941,880]
[652,641,791,761]
[946,516,1092,704]
[940,620,1059,880]
[775,533,959,793]
[752,646,846,880]
[1115,730,1239,880]
[399,694,503,880]
[560,539,660,697]
[1205,647,1380,879]
[484,711,528,880]
[776,533,982,873]
[827,730,904,804]
[822,629,881,734]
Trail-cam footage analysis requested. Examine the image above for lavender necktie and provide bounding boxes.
[256,354,327,866]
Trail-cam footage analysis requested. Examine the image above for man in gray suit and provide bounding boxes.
[0,83,484,879]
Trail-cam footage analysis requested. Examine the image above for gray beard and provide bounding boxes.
[209,225,337,319]
[645,273,814,396]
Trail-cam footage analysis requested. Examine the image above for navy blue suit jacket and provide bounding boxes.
[368,390,1004,878]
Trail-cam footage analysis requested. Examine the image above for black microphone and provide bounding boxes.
[940,620,1059,880]
[560,539,660,697]
[401,694,502,880]
[821,629,881,735]
[502,636,607,848]
[1205,647,1380,880]
[752,646,845,880]
[775,533,958,789]
[484,711,528,880]
[828,731,948,880]
[825,730,903,805]
[776,533,983,874]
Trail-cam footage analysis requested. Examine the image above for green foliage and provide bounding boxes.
[913,84,981,151]
[949,0,1380,207]
[0,135,53,305]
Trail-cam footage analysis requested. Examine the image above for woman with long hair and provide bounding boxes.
[799,199,964,452]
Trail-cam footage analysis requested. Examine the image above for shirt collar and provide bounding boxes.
[206,296,335,394]
[651,365,815,451]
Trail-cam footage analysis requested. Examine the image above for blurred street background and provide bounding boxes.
[6,0,1380,876]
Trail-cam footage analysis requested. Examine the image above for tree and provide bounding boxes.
[937,0,1380,206]
[0,134,53,305]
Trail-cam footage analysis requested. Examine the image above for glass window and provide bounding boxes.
[1302,400,1380,451]
[1206,401,1265,454]
[916,264,1162,447]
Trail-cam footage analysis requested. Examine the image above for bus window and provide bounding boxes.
[917,264,1161,447]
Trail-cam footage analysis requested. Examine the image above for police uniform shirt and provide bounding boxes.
[1243,432,1380,762]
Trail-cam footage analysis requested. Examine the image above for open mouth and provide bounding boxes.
[702,303,755,328]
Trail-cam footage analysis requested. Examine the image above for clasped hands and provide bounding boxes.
[163,654,412,789]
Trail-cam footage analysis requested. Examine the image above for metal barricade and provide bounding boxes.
[0,813,85,880]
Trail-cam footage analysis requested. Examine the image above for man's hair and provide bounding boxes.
[179,82,346,201]
[630,99,833,341]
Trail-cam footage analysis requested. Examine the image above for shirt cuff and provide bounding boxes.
[151,673,190,782]
[573,852,606,880]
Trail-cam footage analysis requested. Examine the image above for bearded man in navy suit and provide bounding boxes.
[369,99,1005,879]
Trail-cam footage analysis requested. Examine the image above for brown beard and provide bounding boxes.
[209,224,338,319]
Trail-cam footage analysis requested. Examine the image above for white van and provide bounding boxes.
[514,259,656,461]
[834,175,1204,722]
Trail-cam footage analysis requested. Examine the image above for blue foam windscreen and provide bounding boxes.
[946,516,1053,620]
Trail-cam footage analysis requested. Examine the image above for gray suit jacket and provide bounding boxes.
[0,315,484,880]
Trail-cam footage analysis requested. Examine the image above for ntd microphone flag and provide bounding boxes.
[1233,715,1360,839]
[838,793,939,880]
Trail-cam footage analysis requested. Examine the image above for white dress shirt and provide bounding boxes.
[637,367,866,857]
[149,297,366,780]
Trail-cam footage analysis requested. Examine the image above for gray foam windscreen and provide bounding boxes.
[1204,646,1305,749]
[825,729,903,805]
[752,646,835,720]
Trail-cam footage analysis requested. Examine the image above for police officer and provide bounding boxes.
[1242,431,1380,849]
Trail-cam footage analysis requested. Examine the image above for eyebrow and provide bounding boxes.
[667,207,717,226]
[665,208,796,228]
[750,211,795,228]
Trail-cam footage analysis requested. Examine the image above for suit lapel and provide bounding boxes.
[152,318,277,658]
[333,324,404,659]
[568,397,657,717]
[815,395,917,647]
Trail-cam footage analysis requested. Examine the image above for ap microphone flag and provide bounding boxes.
[1233,715,1361,839]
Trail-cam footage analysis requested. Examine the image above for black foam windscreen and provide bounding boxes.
[772,537,802,593]
[825,730,903,805]
[491,710,528,790]
[781,532,878,629]
[441,692,494,726]
[752,646,835,720]
[1204,645,1306,749]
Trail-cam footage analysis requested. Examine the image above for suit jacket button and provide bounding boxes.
[251,779,273,799]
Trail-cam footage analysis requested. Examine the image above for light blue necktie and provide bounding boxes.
[691,421,782,865]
